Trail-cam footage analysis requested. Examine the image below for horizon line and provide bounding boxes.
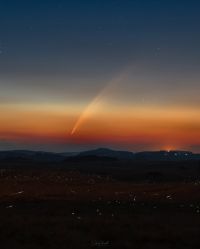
[0,147,199,154]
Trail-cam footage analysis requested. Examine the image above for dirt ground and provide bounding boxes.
[0,169,200,249]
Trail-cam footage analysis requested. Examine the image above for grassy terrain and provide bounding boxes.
[0,167,200,248]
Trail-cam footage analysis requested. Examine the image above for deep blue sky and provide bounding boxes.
[1,0,200,77]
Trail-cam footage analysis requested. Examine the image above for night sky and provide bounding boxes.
[0,0,199,152]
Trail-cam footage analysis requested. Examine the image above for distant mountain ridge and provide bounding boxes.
[0,148,199,162]
[0,150,65,162]
[78,149,200,161]
[78,148,134,159]
[134,150,199,161]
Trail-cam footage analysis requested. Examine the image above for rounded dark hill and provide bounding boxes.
[65,155,118,163]
[78,148,134,159]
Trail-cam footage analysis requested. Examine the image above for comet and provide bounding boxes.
[70,70,130,136]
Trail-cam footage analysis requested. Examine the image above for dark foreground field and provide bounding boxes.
[0,162,200,249]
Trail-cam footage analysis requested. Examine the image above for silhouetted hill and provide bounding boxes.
[0,149,199,164]
[134,150,199,161]
[0,149,199,182]
[65,155,117,162]
[78,148,134,159]
[59,152,79,157]
[0,150,64,162]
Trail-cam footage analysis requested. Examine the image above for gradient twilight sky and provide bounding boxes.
[0,0,199,152]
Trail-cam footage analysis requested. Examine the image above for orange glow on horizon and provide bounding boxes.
[0,103,199,151]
